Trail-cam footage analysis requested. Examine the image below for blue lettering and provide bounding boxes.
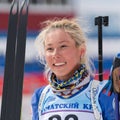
[83,104,92,110]
[54,104,59,109]
[73,102,79,108]
[43,102,79,112]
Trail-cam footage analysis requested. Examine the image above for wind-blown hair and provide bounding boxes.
[35,18,95,76]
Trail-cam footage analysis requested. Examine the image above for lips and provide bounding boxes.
[53,62,66,66]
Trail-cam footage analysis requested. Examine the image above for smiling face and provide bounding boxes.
[44,29,84,80]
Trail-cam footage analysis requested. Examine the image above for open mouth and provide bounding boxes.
[53,62,66,66]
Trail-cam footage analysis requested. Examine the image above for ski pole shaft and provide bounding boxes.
[0,1,19,119]
[0,0,29,120]
[95,16,109,81]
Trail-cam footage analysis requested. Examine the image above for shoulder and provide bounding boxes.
[100,79,113,96]
[31,86,46,106]
[98,80,116,114]
[31,86,47,120]
[91,79,113,96]
[91,80,116,119]
[99,79,115,100]
[98,79,115,105]
[90,79,115,102]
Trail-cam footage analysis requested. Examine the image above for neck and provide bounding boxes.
[56,64,81,81]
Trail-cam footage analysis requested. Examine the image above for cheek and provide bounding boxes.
[65,50,80,63]
[45,54,52,64]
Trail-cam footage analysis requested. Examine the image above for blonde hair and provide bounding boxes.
[35,18,94,75]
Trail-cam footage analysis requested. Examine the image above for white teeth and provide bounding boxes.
[54,62,66,66]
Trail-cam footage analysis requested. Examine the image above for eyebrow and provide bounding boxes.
[45,40,68,46]
[59,40,68,44]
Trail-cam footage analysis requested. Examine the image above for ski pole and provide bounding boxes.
[0,1,19,119]
[95,16,109,81]
[0,0,29,120]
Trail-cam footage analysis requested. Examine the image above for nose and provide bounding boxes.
[52,48,60,58]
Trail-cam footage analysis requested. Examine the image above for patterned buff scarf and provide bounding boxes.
[48,64,90,98]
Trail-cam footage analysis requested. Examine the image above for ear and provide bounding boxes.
[79,43,86,57]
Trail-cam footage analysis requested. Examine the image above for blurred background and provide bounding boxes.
[0,0,120,119]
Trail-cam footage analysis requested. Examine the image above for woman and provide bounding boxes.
[31,18,116,120]
[111,53,120,93]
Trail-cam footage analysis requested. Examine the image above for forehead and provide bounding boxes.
[45,29,75,45]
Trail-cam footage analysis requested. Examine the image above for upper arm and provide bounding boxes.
[31,86,45,120]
